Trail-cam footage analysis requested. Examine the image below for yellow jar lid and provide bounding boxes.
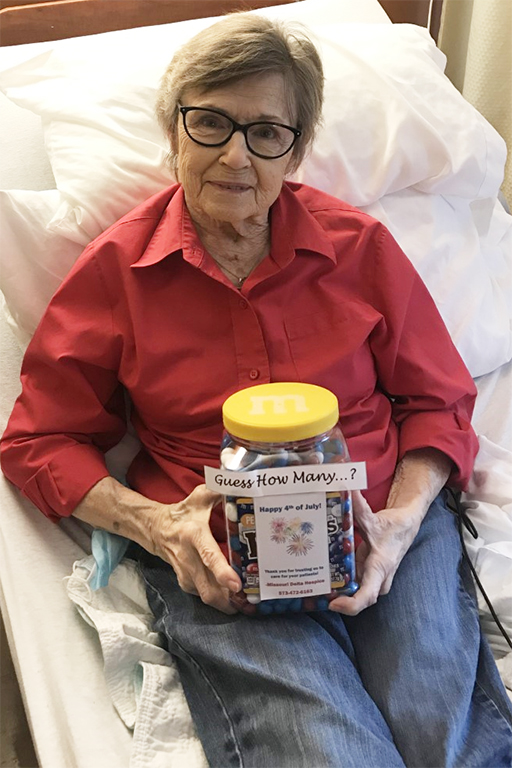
[222,382,339,442]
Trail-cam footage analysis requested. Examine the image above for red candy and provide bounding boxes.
[342,537,353,554]
[231,550,242,567]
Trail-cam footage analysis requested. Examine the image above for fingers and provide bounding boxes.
[179,578,238,615]
[167,516,241,614]
[329,503,398,615]
[355,542,395,597]
[192,525,241,592]
[354,540,369,582]
[198,575,239,615]
[329,553,388,615]
[329,535,402,615]
[379,573,395,595]
[182,554,238,614]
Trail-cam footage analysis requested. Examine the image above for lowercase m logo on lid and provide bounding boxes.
[248,393,309,416]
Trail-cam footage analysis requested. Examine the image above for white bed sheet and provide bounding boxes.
[1,4,512,767]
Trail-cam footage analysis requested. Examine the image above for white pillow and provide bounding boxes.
[0,189,83,346]
[0,10,506,242]
[360,192,512,378]
[295,24,507,204]
[0,90,54,191]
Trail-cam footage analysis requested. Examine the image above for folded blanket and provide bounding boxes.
[66,556,207,768]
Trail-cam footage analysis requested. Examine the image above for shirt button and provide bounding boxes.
[239,299,248,309]
[249,369,260,380]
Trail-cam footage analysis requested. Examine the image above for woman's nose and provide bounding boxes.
[219,131,252,169]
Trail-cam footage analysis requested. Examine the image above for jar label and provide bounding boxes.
[253,492,331,599]
[205,461,367,496]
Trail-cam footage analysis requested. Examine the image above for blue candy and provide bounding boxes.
[274,599,292,613]
[257,601,275,615]
[221,433,232,450]
[269,453,291,467]
[343,552,355,573]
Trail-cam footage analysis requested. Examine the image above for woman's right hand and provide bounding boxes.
[149,484,242,614]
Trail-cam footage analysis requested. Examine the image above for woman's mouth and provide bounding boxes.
[209,181,251,192]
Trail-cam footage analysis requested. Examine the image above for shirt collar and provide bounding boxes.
[132,182,336,269]
[131,185,200,269]
[270,182,336,266]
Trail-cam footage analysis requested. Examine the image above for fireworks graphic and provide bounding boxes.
[286,533,314,557]
[270,518,288,544]
[270,518,314,556]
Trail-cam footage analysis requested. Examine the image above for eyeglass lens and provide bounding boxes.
[183,109,297,158]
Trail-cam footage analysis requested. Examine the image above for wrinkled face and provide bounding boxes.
[173,72,296,228]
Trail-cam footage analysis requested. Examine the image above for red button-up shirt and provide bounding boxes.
[1,183,478,546]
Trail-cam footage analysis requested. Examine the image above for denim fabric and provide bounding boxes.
[137,494,512,768]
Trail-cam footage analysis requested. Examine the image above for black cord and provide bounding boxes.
[446,488,512,651]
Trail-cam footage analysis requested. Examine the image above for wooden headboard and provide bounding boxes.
[0,0,443,47]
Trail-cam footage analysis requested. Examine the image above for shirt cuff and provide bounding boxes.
[22,444,111,522]
[398,411,479,491]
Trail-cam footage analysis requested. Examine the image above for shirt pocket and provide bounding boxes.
[284,303,381,407]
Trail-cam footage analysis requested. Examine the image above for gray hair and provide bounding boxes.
[156,13,324,173]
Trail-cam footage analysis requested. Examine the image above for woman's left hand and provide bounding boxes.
[328,490,423,616]
[328,448,453,616]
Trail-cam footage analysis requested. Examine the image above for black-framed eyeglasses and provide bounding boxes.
[179,106,301,160]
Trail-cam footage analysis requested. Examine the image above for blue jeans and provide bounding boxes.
[137,494,512,767]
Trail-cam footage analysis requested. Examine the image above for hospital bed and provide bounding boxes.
[0,1,511,766]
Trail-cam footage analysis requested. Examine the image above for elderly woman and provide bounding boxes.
[1,13,511,768]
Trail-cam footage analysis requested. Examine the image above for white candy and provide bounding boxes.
[302,449,324,465]
[225,501,238,522]
[247,594,261,604]
[284,451,302,465]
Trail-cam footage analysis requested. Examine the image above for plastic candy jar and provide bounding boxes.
[220,382,359,616]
